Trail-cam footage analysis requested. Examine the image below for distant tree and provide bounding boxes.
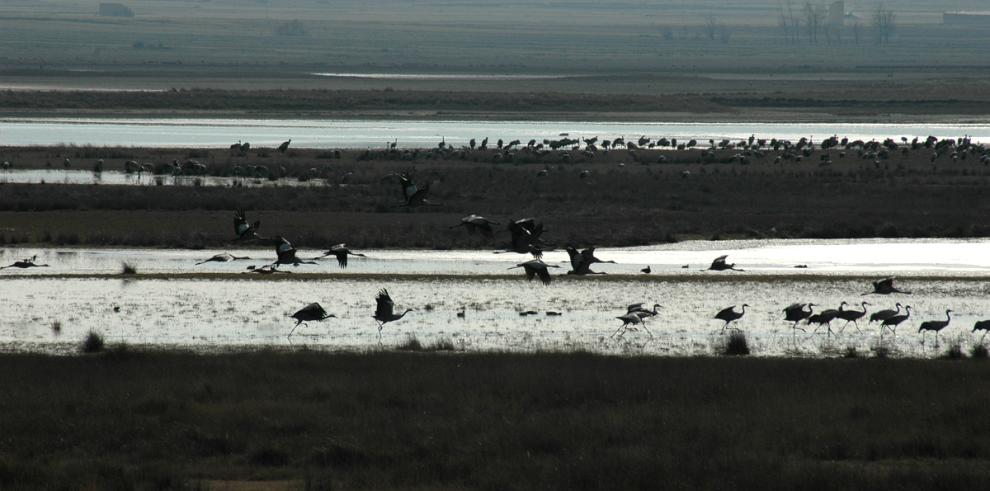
[873,4,896,45]
[274,20,307,37]
[718,24,731,44]
[803,2,825,44]
[703,14,718,41]
[779,1,801,43]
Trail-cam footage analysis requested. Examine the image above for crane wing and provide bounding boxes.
[536,266,552,286]
[375,289,394,318]
[715,306,736,319]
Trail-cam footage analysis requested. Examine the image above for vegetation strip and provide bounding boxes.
[0,351,988,489]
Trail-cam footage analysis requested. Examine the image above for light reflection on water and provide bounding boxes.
[1,118,988,148]
[2,239,989,276]
[1,239,988,356]
[0,169,328,187]
[1,276,987,358]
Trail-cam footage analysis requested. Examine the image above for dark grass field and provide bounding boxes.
[1,145,989,248]
[0,350,988,490]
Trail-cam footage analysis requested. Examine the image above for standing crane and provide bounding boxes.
[783,303,815,329]
[836,301,870,333]
[918,309,952,346]
[881,305,913,337]
[870,303,902,324]
[715,304,748,332]
[972,320,990,343]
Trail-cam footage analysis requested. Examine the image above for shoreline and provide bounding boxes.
[4,109,990,124]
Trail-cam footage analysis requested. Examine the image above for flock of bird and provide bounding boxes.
[610,276,990,349]
[4,132,988,184]
[6,227,988,348]
[4,133,990,349]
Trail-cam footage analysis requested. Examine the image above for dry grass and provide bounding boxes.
[1,144,989,248]
[0,351,989,489]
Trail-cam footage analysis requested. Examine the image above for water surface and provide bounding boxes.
[1,239,987,357]
[2,118,987,148]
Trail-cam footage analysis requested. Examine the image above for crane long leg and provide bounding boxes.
[851,321,863,334]
[640,323,655,338]
[288,320,305,337]
[610,325,626,338]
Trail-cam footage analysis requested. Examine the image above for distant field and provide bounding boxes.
[1,145,988,248]
[2,0,990,122]
[0,351,988,489]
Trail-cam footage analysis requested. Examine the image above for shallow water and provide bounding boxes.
[310,72,573,80]
[1,239,989,357]
[2,239,989,276]
[2,276,986,358]
[0,169,329,187]
[1,117,987,148]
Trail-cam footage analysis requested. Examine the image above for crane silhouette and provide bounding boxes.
[918,309,952,346]
[318,244,367,268]
[565,246,615,275]
[195,252,250,265]
[507,259,559,285]
[451,214,500,237]
[628,303,662,320]
[233,209,261,240]
[972,320,990,343]
[866,278,911,295]
[0,255,49,270]
[870,303,902,324]
[373,289,413,341]
[289,302,336,336]
[277,139,292,153]
[266,236,317,268]
[807,303,843,338]
[612,312,653,338]
[707,255,743,271]
[783,303,815,329]
[245,264,291,275]
[715,304,748,332]
[881,305,912,337]
[836,301,870,333]
[497,217,548,258]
